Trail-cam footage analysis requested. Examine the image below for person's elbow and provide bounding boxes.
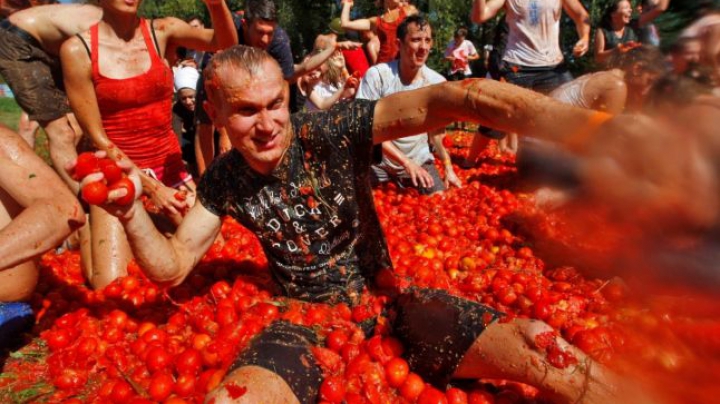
[574,9,590,26]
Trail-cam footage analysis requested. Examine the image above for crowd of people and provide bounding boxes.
[1,0,720,402]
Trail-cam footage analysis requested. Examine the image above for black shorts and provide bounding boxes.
[393,288,502,387]
[0,22,70,122]
[231,289,501,400]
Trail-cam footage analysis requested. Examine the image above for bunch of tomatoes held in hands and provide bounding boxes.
[74,152,136,206]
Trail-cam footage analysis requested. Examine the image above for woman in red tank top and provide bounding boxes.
[340,0,417,64]
[59,0,237,289]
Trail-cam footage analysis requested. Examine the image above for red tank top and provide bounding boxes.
[376,7,407,64]
[91,20,182,172]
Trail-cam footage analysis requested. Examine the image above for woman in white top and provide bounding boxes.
[471,0,590,94]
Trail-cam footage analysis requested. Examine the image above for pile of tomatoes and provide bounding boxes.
[1,132,718,403]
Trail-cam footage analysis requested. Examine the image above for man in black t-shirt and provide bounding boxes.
[91,46,650,404]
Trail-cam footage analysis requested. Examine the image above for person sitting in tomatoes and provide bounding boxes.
[75,43,662,403]
[357,15,460,194]
[0,124,85,348]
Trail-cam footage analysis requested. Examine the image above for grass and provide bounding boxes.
[0,98,21,131]
[0,98,51,164]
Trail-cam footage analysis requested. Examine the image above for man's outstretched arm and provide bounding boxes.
[373,78,596,147]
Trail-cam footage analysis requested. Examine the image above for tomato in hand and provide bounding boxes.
[99,158,123,184]
[73,152,100,180]
[108,177,136,206]
[82,181,109,205]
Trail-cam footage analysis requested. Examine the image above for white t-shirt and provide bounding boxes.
[445,39,478,76]
[503,0,564,67]
[356,60,446,170]
[304,81,341,112]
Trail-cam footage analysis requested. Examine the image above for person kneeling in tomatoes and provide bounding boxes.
[78,45,656,404]
[0,125,85,347]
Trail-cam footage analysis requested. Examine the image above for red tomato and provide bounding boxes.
[109,177,136,206]
[98,158,123,183]
[82,181,109,205]
[146,346,173,373]
[174,373,196,397]
[45,331,71,353]
[319,376,346,403]
[74,152,99,180]
[467,390,495,404]
[110,381,133,403]
[175,348,203,375]
[326,330,349,352]
[385,357,410,388]
[418,387,449,404]
[148,373,174,401]
[446,387,469,404]
[399,372,425,401]
[442,136,454,148]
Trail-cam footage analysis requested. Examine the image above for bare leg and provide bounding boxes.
[41,116,82,193]
[206,365,300,404]
[84,206,132,289]
[0,193,37,302]
[17,112,39,149]
[461,134,491,168]
[453,318,658,404]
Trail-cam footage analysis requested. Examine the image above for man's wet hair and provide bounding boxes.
[244,0,277,23]
[203,45,280,102]
[397,14,430,42]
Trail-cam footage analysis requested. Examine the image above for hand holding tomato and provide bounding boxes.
[71,151,140,210]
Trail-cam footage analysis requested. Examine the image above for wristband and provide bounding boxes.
[565,111,613,152]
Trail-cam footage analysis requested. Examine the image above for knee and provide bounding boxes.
[0,262,38,302]
[44,117,79,143]
[511,318,556,348]
[206,365,300,404]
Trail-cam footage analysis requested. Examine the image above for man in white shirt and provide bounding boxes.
[356,14,460,194]
[445,27,480,81]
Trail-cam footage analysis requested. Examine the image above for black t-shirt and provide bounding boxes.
[197,100,391,304]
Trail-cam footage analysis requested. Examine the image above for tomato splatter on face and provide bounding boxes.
[224,383,248,399]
